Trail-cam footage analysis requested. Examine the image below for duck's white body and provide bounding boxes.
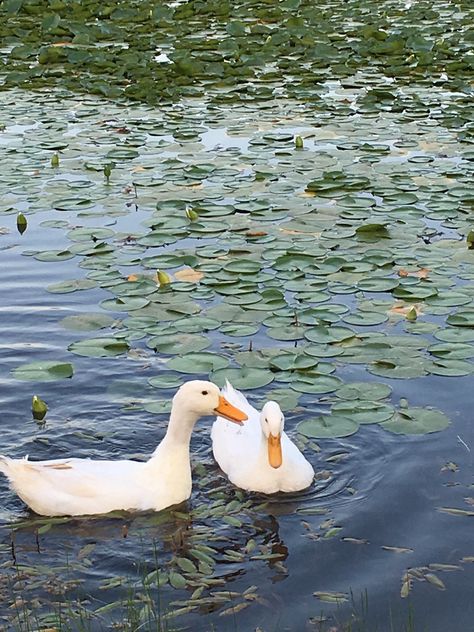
[0,381,246,517]
[212,382,314,494]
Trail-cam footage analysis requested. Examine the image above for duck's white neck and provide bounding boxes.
[160,406,199,448]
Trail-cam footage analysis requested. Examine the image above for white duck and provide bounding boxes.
[211,382,314,494]
[0,380,247,517]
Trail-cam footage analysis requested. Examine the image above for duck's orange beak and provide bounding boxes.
[268,433,282,469]
[214,395,247,425]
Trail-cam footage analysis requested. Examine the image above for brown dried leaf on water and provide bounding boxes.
[164,605,197,619]
[246,231,268,237]
[461,556,474,563]
[313,591,348,603]
[389,302,424,317]
[464,497,474,506]
[424,572,446,591]
[78,543,96,560]
[397,268,430,278]
[408,567,426,581]
[174,267,204,283]
[382,546,413,554]
[400,572,412,598]
[428,563,462,572]
[325,452,349,463]
[127,274,139,282]
[438,507,474,517]
[441,461,459,472]
[219,601,250,616]
[324,527,342,539]
[342,537,369,545]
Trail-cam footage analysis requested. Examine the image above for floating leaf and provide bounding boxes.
[297,415,359,438]
[59,313,115,331]
[335,382,392,401]
[68,337,129,358]
[330,401,394,425]
[380,407,449,435]
[13,362,74,381]
[167,352,229,374]
[211,367,274,390]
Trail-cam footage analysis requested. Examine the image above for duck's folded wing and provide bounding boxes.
[1,456,135,498]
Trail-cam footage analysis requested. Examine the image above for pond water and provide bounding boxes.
[0,61,474,632]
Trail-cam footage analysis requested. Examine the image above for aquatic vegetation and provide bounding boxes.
[1,0,474,628]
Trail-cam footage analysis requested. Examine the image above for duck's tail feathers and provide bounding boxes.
[0,455,12,475]
[0,455,29,476]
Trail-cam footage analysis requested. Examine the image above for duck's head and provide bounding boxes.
[260,401,284,469]
[173,380,247,424]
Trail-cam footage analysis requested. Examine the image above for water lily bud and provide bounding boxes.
[17,212,27,235]
[406,306,417,321]
[467,230,474,250]
[295,135,304,149]
[185,206,199,221]
[51,152,60,168]
[32,395,48,421]
[156,269,171,286]
[103,163,112,180]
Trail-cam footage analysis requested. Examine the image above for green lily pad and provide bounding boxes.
[447,311,474,327]
[68,337,130,358]
[297,415,359,438]
[13,361,74,381]
[148,373,184,389]
[33,249,75,262]
[428,359,473,377]
[305,326,356,344]
[143,400,173,414]
[59,313,115,331]
[167,352,229,374]
[290,375,342,394]
[100,297,150,312]
[331,401,394,424]
[219,323,260,336]
[263,388,300,411]
[368,357,428,379]
[434,329,474,343]
[147,333,210,355]
[335,382,392,401]
[47,279,97,293]
[380,407,450,435]
[211,367,274,390]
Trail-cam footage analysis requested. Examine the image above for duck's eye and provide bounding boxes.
[265,417,268,423]
[201,390,208,395]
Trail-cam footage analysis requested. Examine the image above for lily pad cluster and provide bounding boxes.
[3,83,472,439]
[1,0,473,117]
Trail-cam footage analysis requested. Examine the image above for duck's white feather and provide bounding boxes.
[211,382,314,494]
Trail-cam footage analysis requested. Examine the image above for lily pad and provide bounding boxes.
[380,407,450,435]
[59,313,115,331]
[13,361,74,381]
[331,401,394,424]
[335,382,392,401]
[211,367,274,390]
[68,337,130,358]
[147,333,210,355]
[167,352,229,374]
